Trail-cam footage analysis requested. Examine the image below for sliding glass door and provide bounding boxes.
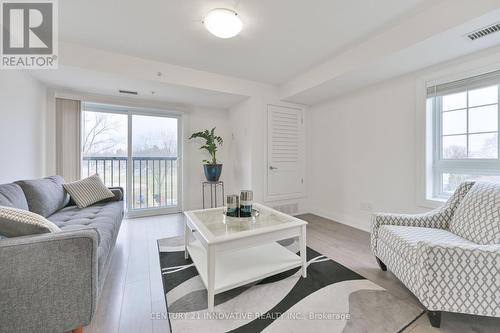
[81,111,128,191]
[131,114,179,211]
[81,104,181,216]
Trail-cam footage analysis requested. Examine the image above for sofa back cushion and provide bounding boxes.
[15,176,69,217]
[0,183,28,210]
[449,182,500,244]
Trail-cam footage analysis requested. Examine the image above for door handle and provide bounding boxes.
[269,166,278,170]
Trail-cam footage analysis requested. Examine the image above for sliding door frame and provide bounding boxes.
[126,109,183,218]
[81,102,183,218]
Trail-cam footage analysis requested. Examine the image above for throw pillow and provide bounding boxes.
[63,175,114,208]
[0,206,61,237]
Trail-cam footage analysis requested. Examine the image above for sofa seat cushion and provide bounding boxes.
[0,183,29,210]
[15,176,69,217]
[378,226,474,263]
[48,201,124,274]
[449,182,500,245]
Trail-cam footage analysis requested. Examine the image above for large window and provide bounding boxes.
[81,103,181,216]
[428,70,500,198]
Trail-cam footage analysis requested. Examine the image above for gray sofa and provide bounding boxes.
[0,176,124,333]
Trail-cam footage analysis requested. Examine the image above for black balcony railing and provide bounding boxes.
[82,156,178,210]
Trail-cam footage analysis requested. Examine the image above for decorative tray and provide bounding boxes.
[223,208,260,219]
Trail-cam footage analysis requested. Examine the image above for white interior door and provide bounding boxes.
[266,105,305,200]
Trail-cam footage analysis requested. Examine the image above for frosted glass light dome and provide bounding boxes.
[203,8,243,39]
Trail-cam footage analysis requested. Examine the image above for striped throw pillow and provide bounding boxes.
[0,206,61,237]
[63,175,114,208]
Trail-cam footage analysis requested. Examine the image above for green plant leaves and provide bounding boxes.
[189,127,223,165]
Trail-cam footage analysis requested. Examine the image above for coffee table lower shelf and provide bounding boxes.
[186,239,302,295]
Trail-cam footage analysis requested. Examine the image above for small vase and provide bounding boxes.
[204,164,223,181]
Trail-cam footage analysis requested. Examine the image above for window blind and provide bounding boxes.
[56,98,82,182]
[427,69,500,97]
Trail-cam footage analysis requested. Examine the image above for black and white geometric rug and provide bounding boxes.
[158,237,424,333]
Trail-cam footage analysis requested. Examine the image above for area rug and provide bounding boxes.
[157,237,424,333]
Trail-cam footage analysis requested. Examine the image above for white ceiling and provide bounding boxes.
[59,0,432,84]
[32,0,500,108]
[29,66,248,109]
[281,6,500,104]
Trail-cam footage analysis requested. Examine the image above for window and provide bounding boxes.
[81,103,182,216]
[428,70,500,198]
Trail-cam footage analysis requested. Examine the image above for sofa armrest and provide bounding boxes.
[102,186,124,203]
[418,242,500,315]
[370,209,449,254]
[0,230,98,333]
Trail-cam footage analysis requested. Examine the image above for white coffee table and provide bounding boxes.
[183,203,307,311]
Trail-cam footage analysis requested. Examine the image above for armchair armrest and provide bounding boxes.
[418,242,500,315]
[370,209,450,254]
[0,230,98,333]
[370,181,475,256]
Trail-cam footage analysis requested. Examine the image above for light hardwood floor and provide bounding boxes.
[83,213,500,333]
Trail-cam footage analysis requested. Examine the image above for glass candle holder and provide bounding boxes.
[239,190,253,217]
[226,194,239,217]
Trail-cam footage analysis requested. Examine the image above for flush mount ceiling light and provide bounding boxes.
[203,8,242,39]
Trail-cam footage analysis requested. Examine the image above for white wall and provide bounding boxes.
[228,97,254,194]
[229,96,310,214]
[183,106,234,210]
[228,95,268,202]
[0,72,47,184]
[306,45,500,231]
[185,96,309,213]
[307,75,426,231]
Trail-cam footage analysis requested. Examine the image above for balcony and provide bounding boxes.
[82,156,178,210]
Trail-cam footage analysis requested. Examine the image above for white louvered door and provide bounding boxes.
[266,105,305,200]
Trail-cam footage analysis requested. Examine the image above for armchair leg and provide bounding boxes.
[72,326,83,333]
[375,257,387,271]
[426,310,441,328]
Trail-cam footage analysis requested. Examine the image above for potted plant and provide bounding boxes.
[189,127,224,181]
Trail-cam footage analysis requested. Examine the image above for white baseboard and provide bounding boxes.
[307,208,371,233]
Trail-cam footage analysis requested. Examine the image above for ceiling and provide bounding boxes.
[281,6,500,104]
[59,0,433,84]
[30,0,500,108]
[29,66,248,109]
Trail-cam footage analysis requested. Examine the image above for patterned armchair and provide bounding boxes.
[370,181,500,327]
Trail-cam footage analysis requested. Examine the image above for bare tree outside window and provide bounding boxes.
[82,112,126,157]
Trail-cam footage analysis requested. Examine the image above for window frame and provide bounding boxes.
[431,84,500,199]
